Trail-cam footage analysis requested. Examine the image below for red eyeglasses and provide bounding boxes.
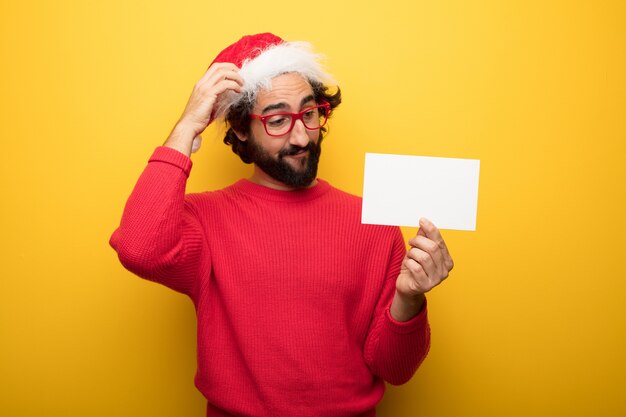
[250,101,331,137]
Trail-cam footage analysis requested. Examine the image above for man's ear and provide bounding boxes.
[233,129,248,142]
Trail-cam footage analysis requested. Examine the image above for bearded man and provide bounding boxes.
[110,33,454,417]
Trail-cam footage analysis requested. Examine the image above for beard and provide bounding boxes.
[246,134,322,188]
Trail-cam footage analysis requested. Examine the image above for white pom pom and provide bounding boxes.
[191,135,202,153]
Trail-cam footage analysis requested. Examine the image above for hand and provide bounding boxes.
[396,218,454,298]
[165,62,244,155]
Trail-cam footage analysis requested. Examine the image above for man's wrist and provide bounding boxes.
[164,122,197,157]
[390,291,426,322]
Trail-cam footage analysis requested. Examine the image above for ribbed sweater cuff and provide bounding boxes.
[384,297,428,334]
[149,146,193,177]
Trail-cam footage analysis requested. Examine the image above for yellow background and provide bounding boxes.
[1,0,625,416]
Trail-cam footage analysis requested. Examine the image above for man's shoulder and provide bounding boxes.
[183,180,244,206]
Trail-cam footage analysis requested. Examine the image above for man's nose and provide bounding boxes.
[288,119,310,147]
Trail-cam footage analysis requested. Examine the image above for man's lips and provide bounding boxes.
[289,149,308,158]
[281,148,308,159]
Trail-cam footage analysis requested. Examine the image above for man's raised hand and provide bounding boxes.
[165,63,244,156]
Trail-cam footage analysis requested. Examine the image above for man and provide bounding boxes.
[110,33,453,417]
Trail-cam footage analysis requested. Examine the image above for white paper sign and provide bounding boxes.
[362,153,480,231]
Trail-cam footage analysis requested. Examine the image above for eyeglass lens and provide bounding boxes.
[265,106,328,136]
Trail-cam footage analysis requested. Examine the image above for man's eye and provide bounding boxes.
[303,109,318,120]
[266,116,290,127]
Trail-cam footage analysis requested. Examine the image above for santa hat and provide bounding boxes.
[210,32,336,120]
[191,33,336,153]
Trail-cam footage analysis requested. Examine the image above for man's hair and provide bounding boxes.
[223,79,342,164]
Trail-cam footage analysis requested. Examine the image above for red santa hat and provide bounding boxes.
[209,32,336,121]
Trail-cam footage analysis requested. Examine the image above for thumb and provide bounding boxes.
[417,217,428,236]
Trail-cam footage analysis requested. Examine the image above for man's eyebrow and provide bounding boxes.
[260,95,316,115]
[261,102,287,115]
[299,95,316,108]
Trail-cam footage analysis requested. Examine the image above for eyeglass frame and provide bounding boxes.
[249,101,331,137]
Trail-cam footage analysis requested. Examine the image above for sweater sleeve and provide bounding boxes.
[363,228,431,385]
[109,146,206,300]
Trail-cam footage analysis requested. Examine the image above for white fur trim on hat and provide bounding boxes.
[213,41,336,120]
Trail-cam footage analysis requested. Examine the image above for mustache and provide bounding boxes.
[278,142,317,158]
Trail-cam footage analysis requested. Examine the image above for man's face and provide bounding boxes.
[243,73,322,189]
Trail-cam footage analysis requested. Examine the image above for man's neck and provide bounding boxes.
[249,166,318,191]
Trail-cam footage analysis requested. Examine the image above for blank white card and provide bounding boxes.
[362,153,480,231]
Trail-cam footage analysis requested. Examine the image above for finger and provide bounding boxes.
[408,235,439,256]
[210,66,244,86]
[411,234,454,274]
[225,71,245,87]
[194,68,241,99]
[408,235,445,273]
[207,61,240,72]
[201,69,245,95]
[208,79,243,121]
[401,256,429,287]
[179,77,243,129]
[199,62,240,85]
[418,218,443,242]
[406,247,437,278]
[212,78,243,95]
[191,78,243,109]
[419,218,453,265]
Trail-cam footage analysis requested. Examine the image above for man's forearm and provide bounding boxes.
[390,291,425,322]
[164,122,197,157]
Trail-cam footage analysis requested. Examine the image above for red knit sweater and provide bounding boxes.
[110,147,430,417]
